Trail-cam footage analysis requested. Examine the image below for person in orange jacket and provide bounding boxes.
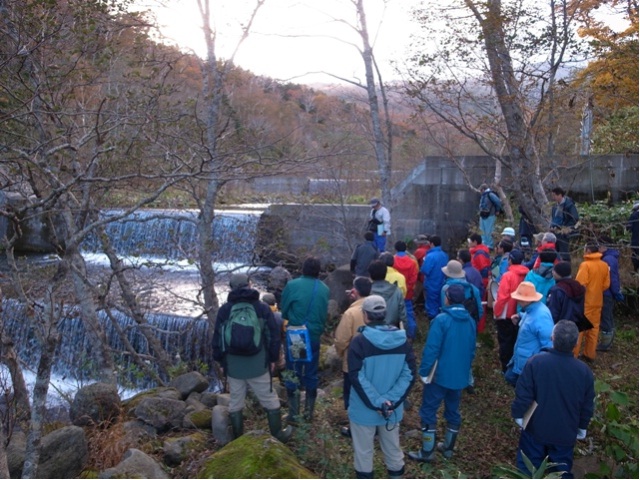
[492,250,530,372]
[573,242,610,361]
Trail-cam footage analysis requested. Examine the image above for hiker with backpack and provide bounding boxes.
[478,184,503,248]
[212,273,292,443]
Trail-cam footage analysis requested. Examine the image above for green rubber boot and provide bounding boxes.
[304,389,317,421]
[437,426,459,459]
[407,426,436,463]
[229,410,243,439]
[285,390,300,425]
[266,408,293,443]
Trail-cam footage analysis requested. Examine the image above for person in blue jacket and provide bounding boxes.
[523,249,557,304]
[597,237,624,351]
[408,284,476,463]
[347,295,416,479]
[504,282,554,387]
[420,235,449,320]
[512,320,594,478]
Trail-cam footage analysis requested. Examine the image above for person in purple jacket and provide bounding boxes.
[512,320,594,478]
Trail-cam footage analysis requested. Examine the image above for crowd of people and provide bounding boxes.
[210,191,638,479]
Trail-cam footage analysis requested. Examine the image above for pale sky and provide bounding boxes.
[145,0,418,85]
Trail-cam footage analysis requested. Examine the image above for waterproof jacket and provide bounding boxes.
[493,264,530,319]
[462,261,485,297]
[419,305,477,390]
[508,301,554,375]
[371,280,407,328]
[470,244,492,281]
[394,252,419,300]
[550,196,579,229]
[370,206,391,235]
[512,349,595,447]
[350,241,379,277]
[386,267,407,297]
[525,242,559,270]
[491,254,509,283]
[213,287,280,379]
[547,278,586,324]
[479,189,502,216]
[334,297,367,373]
[576,252,610,312]
[440,278,482,322]
[421,246,450,318]
[281,276,330,342]
[600,249,621,298]
[348,325,416,426]
[524,263,556,305]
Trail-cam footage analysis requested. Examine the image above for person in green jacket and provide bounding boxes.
[281,256,330,422]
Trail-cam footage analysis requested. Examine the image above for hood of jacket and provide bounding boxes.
[602,249,620,261]
[371,280,400,297]
[554,278,586,299]
[227,286,260,303]
[361,325,407,350]
[441,304,474,322]
[536,262,555,279]
[583,252,603,261]
[508,264,530,277]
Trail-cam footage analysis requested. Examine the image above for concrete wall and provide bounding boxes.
[258,154,639,266]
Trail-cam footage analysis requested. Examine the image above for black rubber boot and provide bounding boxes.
[437,426,459,459]
[355,470,374,479]
[266,408,293,443]
[387,466,405,479]
[304,389,317,421]
[407,426,436,463]
[229,410,243,439]
[286,390,300,424]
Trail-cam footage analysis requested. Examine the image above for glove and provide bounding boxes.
[514,418,523,428]
[614,292,625,302]
[576,429,587,440]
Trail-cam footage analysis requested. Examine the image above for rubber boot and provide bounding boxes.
[229,410,243,439]
[407,426,436,463]
[437,426,459,459]
[355,470,374,479]
[304,389,317,421]
[286,390,300,424]
[387,466,405,479]
[266,408,293,443]
[597,331,614,352]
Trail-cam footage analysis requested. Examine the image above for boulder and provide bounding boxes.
[211,405,232,446]
[168,371,209,400]
[199,392,218,408]
[198,432,316,478]
[323,264,354,313]
[70,382,121,427]
[134,397,186,433]
[99,448,168,479]
[163,432,207,467]
[37,426,88,479]
[6,429,26,479]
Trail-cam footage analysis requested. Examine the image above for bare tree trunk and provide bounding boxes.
[0,426,9,479]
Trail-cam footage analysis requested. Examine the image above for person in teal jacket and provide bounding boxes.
[281,256,330,423]
[504,282,554,387]
[408,285,476,463]
[523,249,557,304]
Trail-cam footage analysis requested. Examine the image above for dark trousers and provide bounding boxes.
[496,319,518,372]
[555,234,571,262]
[517,429,575,478]
[342,371,352,410]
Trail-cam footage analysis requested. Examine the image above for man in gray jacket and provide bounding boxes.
[368,260,407,330]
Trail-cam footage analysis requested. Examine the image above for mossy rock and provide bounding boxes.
[122,387,181,416]
[186,409,212,429]
[197,432,316,479]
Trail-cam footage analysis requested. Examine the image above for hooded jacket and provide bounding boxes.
[600,249,621,298]
[493,264,530,319]
[213,287,280,379]
[281,276,330,342]
[547,277,587,324]
[393,252,419,300]
[421,246,449,318]
[334,297,367,373]
[524,263,556,304]
[348,325,416,426]
[508,301,554,375]
[371,280,407,328]
[419,305,477,390]
[351,240,379,277]
[576,252,610,311]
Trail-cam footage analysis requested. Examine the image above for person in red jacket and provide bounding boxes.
[413,234,431,308]
[394,241,419,340]
[469,233,492,332]
[492,249,530,371]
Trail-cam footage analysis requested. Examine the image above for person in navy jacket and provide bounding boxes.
[512,320,594,478]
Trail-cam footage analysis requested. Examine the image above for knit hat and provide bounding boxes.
[229,273,249,290]
[501,227,516,237]
[362,295,386,315]
[509,249,525,264]
[445,284,466,305]
[441,260,466,279]
[553,261,572,278]
[510,281,543,302]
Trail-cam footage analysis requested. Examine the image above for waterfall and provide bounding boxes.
[81,209,260,264]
